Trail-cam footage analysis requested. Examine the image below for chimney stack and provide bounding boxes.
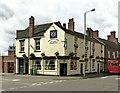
[63,23,66,29]
[110,31,116,38]
[107,35,111,41]
[29,16,34,37]
[86,28,93,38]
[93,30,99,38]
[68,18,75,31]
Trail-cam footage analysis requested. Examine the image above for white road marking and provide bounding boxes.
[42,82,48,85]
[115,78,120,80]
[101,76,108,79]
[9,88,16,90]
[32,83,37,86]
[12,79,20,81]
[49,81,54,84]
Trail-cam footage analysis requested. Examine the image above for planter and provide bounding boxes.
[33,69,37,75]
[30,68,33,75]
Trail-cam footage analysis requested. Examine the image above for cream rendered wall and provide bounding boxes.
[77,38,84,58]
[40,24,65,56]
[16,38,29,57]
[16,23,65,58]
[94,43,101,72]
[65,33,74,56]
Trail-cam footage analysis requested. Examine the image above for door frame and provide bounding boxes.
[60,63,67,76]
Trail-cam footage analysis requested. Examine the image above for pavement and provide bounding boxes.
[1,72,110,80]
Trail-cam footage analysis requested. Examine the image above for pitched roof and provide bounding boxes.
[99,38,119,50]
[16,22,62,39]
[16,21,103,44]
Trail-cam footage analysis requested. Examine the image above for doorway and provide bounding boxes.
[80,63,83,75]
[97,64,99,73]
[19,58,24,74]
[8,62,14,73]
[60,63,67,76]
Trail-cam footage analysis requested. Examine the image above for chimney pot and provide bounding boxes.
[63,23,66,29]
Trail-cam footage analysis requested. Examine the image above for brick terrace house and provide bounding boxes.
[0,45,16,73]
[15,16,104,76]
[87,28,120,72]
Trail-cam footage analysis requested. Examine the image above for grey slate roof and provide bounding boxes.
[16,21,103,44]
[99,38,119,50]
[16,22,62,39]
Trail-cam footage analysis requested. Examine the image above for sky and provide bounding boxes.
[0,0,119,55]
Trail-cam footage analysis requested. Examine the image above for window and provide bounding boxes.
[92,59,95,68]
[50,30,57,38]
[113,52,115,59]
[45,60,55,70]
[35,38,40,51]
[33,60,41,70]
[70,60,77,70]
[108,51,110,58]
[111,62,119,66]
[117,51,119,57]
[85,62,88,70]
[20,40,25,52]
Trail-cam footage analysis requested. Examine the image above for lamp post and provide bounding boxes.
[84,8,95,77]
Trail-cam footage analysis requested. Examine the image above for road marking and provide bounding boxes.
[12,79,20,81]
[49,81,54,84]
[42,82,48,85]
[32,83,37,86]
[9,88,16,90]
[115,78,120,80]
[101,76,108,79]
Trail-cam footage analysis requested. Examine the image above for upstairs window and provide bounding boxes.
[35,38,40,51]
[50,30,57,38]
[108,51,110,58]
[20,40,25,52]
[113,52,115,59]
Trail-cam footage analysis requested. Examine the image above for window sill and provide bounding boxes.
[19,52,25,53]
[34,50,41,52]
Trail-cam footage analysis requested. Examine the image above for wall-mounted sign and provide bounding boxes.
[50,30,57,38]
[48,39,59,44]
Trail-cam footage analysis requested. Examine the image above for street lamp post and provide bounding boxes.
[84,8,95,77]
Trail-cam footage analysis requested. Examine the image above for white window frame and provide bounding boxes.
[19,40,25,52]
[45,60,55,70]
[108,51,110,58]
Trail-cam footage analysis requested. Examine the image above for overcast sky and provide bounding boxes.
[0,0,118,55]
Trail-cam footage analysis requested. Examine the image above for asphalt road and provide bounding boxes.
[1,74,120,92]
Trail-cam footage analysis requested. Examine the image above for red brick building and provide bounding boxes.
[0,45,16,73]
[87,28,120,72]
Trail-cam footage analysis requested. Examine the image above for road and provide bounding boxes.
[1,74,120,92]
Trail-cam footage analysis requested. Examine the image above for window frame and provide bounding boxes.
[19,40,25,52]
[32,60,41,70]
[34,38,41,51]
[45,60,55,70]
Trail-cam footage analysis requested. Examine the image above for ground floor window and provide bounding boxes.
[45,60,55,70]
[32,60,41,70]
[85,62,88,70]
[92,59,95,68]
[70,60,77,70]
